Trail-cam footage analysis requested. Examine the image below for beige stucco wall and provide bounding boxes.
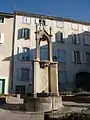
[0,17,13,94]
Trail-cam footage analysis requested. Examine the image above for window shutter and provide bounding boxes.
[84,34,90,45]
[0,33,4,43]
[76,34,80,44]
[72,51,75,62]
[27,17,31,24]
[23,16,27,24]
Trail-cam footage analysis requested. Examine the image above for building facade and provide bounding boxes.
[0,11,90,94]
[10,11,90,94]
[0,12,14,94]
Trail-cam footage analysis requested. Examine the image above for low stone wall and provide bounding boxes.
[24,96,62,112]
[6,94,24,104]
[62,95,90,103]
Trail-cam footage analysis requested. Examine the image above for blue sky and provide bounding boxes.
[0,0,90,21]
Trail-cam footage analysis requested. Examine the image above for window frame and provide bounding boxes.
[55,31,65,43]
[72,51,81,64]
[86,52,90,64]
[22,47,30,61]
[18,28,30,40]
[72,33,80,44]
[22,16,31,24]
[84,33,90,46]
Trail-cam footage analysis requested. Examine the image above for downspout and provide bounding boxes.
[10,13,16,92]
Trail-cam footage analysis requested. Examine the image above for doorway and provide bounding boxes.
[76,72,90,90]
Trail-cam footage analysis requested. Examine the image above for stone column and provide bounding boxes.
[48,27,52,61]
[35,24,40,61]
[48,41,52,61]
[36,39,40,61]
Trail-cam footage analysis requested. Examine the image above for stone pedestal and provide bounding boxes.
[32,60,59,95]
[24,96,62,112]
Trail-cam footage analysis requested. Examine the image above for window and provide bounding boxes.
[72,51,81,63]
[24,28,30,39]
[84,34,90,45]
[40,47,48,60]
[57,50,66,63]
[82,25,89,31]
[22,47,30,61]
[58,71,67,83]
[18,28,30,40]
[56,21,64,28]
[23,16,31,24]
[17,47,23,60]
[71,23,78,30]
[86,52,90,64]
[72,34,80,44]
[0,33,4,43]
[0,17,4,23]
[55,32,64,43]
[21,68,29,81]
[15,85,25,94]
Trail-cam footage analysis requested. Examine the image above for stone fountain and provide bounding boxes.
[24,17,62,112]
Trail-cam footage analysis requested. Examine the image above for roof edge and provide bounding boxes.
[14,11,90,25]
[0,11,13,17]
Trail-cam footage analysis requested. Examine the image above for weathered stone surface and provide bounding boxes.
[24,96,62,112]
[6,94,24,104]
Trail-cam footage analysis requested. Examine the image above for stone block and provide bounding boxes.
[6,95,24,104]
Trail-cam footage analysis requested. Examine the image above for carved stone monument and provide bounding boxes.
[24,17,62,112]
